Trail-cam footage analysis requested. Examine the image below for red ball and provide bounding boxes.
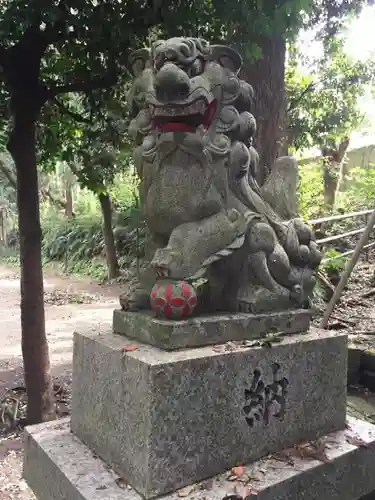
[150,281,197,320]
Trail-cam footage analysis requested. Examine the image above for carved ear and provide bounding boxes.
[129,48,151,76]
[209,45,243,74]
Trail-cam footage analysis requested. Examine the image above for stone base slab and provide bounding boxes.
[24,416,375,500]
[70,328,347,498]
[112,309,311,350]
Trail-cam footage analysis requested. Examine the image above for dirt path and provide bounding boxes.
[0,264,123,499]
[0,264,121,396]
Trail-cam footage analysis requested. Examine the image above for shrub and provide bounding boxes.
[40,202,145,279]
[298,163,325,220]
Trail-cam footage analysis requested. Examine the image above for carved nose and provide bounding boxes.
[154,63,191,102]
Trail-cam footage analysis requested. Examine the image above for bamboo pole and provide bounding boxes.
[320,208,375,329]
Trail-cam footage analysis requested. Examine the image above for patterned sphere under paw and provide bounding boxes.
[150,281,197,320]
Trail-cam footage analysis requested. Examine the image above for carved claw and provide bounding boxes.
[119,288,150,311]
[238,301,256,313]
[155,266,170,278]
[290,284,303,305]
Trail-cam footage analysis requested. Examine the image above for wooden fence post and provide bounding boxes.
[320,208,375,329]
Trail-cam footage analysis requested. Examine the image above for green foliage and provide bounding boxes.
[40,201,145,279]
[322,248,347,274]
[298,157,375,219]
[287,36,375,152]
[72,190,99,216]
[42,215,104,262]
[298,163,325,219]
[109,171,139,213]
[337,164,375,211]
[0,154,17,214]
[159,0,373,50]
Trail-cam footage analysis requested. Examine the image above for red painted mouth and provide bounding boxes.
[150,99,217,133]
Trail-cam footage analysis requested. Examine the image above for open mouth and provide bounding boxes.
[148,99,217,133]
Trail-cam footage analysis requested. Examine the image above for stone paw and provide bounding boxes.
[238,301,256,313]
[290,284,303,305]
[119,288,150,311]
[154,265,171,279]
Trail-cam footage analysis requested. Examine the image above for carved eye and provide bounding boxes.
[190,58,204,77]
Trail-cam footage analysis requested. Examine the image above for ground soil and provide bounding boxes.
[0,263,121,499]
[2,259,375,499]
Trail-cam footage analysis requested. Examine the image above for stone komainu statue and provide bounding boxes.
[120,37,322,316]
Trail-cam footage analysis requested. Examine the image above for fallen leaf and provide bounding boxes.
[237,474,250,484]
[115,478,128,489]
[200,478,214,490]
[122,345,138,352]
[212,346,224,353]
[249,472,264,482]
[234,484,249,498]
[269,451,294,465]
[231,465,245,477]
[294,440,329,463]
[346,436,369,448]
[227,475,238,481]
[178,484,195,497]
[248,489,258,496]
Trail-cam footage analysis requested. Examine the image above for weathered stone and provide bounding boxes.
[70,327,347,499]
[348,347,362,386]
[112,308,311,350]
[361,371,375,392]
[260,156,298,220]
[361,349,375,371]
[120,38,322,317]
[24,416,375,500]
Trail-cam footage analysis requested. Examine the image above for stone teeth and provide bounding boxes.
[153,100,207,117]
[188,100,206,114]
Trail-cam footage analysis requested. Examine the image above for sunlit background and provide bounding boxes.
[299,5,375,152]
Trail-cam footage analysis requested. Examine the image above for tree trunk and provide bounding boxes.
[63,165,75,218]
[7,108,54,425]
[335,138,351,194]
[322,138,350,213]
[323,162,337,213]
[241,35,287,184]
[98,192,119,279]
[65,188,73,217]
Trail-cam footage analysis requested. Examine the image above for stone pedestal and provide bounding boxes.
[112,309,311,350]
[23,416,375,500]
[26,311,374,500]
[70,327,347,499]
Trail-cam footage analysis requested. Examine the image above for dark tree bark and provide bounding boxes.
[335,137,351,194]
[63,166,74,218]
[2,27,56,423]
[98,192,119,279]
[241,35,287,185]
[7,101,54,424]
[65,187,73,217]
